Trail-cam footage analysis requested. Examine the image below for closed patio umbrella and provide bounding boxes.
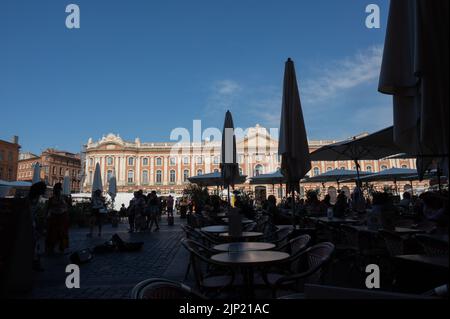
[378,0,449,179]
[278,58,311,225]
[108,171,117,201]
[92,162,103,194]
[32,162,41,184]
[62,170,71,195]
[108,171,117,209]
[220,111,240,206]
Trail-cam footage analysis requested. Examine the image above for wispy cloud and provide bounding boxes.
[203,45,387,137]
[205,80,242,116]
[302,45,383,104]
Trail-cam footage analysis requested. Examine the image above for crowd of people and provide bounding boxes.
[271,187,449,230]
[123,190,177,233]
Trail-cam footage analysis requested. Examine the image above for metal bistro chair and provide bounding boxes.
[181,239,236,298]
[379,230,406,257]
[278,234,312,255]
[416,235,449,256]
[131,278,207,299]
[182,238,220,280]
[260,242,335,298]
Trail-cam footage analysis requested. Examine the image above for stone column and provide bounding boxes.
[136,156,140,186]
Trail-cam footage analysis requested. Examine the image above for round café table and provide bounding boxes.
[200,225,229,234]
[211,251,290,298]
[213,242,276,252]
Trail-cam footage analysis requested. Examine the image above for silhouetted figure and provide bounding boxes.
[28,182,47,271]
[46,183,69,254]
[89,189,106,237]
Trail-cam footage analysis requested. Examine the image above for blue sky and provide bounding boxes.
[1,0,392,154]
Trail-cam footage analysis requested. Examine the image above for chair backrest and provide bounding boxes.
[339,225,359,248]
[290,234,312,256]
[304,242,335,284]
[131,278,206,299]
[181,239,219,288]
[379,230,404,256]
[416,235,449,256]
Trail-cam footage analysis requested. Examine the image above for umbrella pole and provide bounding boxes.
[291,188,296,229]
[227,185,231,207]
[354,160,361,187]
[437,164,442,192]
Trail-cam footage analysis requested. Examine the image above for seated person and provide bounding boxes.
[333,192,348,218]
[399,191,412,209]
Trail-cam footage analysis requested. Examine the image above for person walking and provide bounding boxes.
[27,182,47,270]
[46,183,69,254]
[147,191,160,231]
[167,195,174,216]
[127,192,137,233]
[134,190,146,232]
[88,189,106,237]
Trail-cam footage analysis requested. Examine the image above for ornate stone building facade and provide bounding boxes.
[0,136,20,182]
[17,149,82,192]
[83,125,421,198]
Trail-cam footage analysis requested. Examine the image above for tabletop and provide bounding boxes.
[395,254,449,269]
[309,217,359,224]
[219,231,263,238]
[417,234,449,244]
[351,225,425,235]
[213,242,276,252]
[221,218,254,224]
[211,251,290,265]
[200,225,229,233]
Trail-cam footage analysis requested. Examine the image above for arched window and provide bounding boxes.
[197,156,203,164]
[254,164,264,176]
[183,170,189,182]
[313,167,320,176]
[156,170,162,184]
[156,157,162,166]
[340,167,346,170]
[142,170,149,184]
[213,169,219,173]
[401,165,408,169]
[142,158,149,166]
[106,156,113,166]
[366,166,373,173]
[327,167,333,172]
[213,156,220,164]
[169,170,176,183]
[128,157,134,166]
[197,169,203,176]
[127,170,134,183]
[183,157,189,165]
[169,157,176,166]
[381,165,388,171]
[89,158,94,166]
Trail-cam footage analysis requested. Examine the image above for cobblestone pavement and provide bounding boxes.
[23,217,186,299]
